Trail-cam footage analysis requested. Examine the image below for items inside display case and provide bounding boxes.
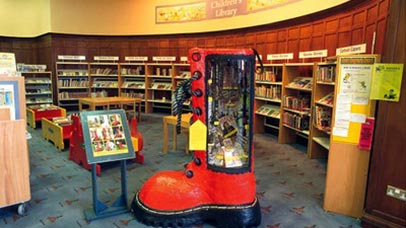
[206,57,253,169]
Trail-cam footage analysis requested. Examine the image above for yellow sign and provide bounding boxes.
[370,64,404,102]
[189,119,207,151]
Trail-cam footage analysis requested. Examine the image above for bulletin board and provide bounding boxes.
[332,55,379,143]
[80,109,135,164]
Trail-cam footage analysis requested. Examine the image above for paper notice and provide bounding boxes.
[350,113,366,123]
[333,127,349,137]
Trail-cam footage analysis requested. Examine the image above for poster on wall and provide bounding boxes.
[339,64,372,105]
[332,55,378,144]
[80,110,135,164]
[0,52,17,76]
[370,63,404,102]
[0,81,20,120]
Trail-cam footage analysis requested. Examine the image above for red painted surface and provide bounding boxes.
[32,109,63,121]
[130,117,144,164]
[138,48,257,211]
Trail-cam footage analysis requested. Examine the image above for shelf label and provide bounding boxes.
[299,49,328,59]
[125,56,148,61]
[336,43,366,55]
[58,55,86,61]
[267,53,294,60]
[94,56,119,61]
[152,56,176,62]
[180,56,188,62]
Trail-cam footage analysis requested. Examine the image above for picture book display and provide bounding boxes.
[81,110,135,164]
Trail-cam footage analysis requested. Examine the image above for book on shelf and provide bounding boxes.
[283,95,310,112]
[282,112,309,130]
[90,68,118,75]
[317,66,336,83]
[286,77,313,89]
[58,70,88,76]
[52,116,73,126]
[122,81,145,89]
[255,85,281,100]
[92,80,118,88]
[28,104,58,111]
[150,82,172,90]
[121,66,144,75]
[317,92,334,105]
[256,105,280,118]
[255,71,279,82]
[313,106,332,132]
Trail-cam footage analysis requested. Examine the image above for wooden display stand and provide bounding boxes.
[26,106,66,128]
[41,118,73,151]
[323,55,380,218]
[0,76,30,215]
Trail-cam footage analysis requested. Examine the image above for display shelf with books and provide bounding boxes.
[254,64,283,136]
[89,62,119,97]
[308,60,336,159]
[56,61,90,110]
[278,63,314,148]
[20,71,53,106]
[145,63,173,113]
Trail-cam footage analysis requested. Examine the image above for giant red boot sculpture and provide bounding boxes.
[131,48,262,227]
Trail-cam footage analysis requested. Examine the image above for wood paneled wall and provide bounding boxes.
[0,0,390,70]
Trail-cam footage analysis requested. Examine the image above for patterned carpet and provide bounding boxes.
[0,113,361,228]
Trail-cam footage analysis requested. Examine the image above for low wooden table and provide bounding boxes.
[78,97,142,121]
[163,113,193,154]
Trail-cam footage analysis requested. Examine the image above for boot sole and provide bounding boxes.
[131,192,261,228]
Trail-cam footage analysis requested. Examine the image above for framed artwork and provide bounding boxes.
[0,80,21,120]
[80,109,135,164]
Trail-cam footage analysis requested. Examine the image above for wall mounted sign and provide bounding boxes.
[299,49,328,59]
[267,53,294,61]
[370,63,404,102]
[58,55,86,61]
[336,43,366,55]
[124,56,148,62]
[156,0,300,23]
[94,56,119,61]
[152,56,176,62]
[0,52,16,76]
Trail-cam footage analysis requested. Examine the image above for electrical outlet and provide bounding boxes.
[386,185,406,201]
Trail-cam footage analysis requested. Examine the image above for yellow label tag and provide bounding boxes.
[189,119,207,151]
[208,97,213,102]
[131,137,138,152]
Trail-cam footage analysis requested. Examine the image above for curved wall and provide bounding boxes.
[0,0,349,37]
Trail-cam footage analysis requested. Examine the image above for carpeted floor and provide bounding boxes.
[0,113,361,228]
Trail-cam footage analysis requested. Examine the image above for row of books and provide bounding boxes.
[17,63,47,72]
[255,85,281,100]
[176,71,190,78]
[282,95,311,111]
[90,91,108,98]
[316,66,336,83]
[58,79,89,87]
[57,70,88,76]
[28,104,59,111]
[52,116,73,126]
[26,79,51,84]
[27,97,52,104]
[26,89,51,94]
[58,92,89,99]
[122,81,145,89]
[154,67,172,76]
[313,106,332,132]
[92,81,119,88]
[286,77,313,89]
[121,92,145,99]
[256,105,280,118]
[121,66,144,75]
[150,83,172,90]
[317,92,334,105]
[90,68,118,75]
[255,71,279,82]
[282,112,309,130]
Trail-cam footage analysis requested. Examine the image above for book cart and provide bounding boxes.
[41,116,73,151]
[0,76,30,215]
[26,105,66,128]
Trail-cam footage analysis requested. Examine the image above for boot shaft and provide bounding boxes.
[188,48,257,174]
